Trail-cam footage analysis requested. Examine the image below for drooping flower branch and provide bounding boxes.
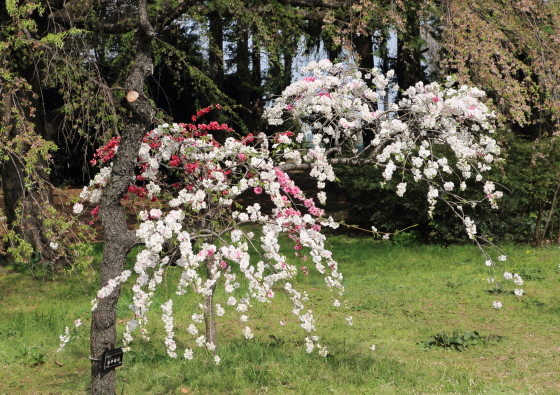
[264,60,518,308]
[57,62,522,359]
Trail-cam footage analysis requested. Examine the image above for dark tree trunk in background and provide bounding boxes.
[250,25,263,132]
[542,177,560,244]
[534,198,543,244]
[209,16,224,91]
[236,25,254,132]
[283,50,294,92]
[395,4,425,92]
[354,34,375,149]
[1,65,55,262]
[89,1,155,393]
[209,15,226,142]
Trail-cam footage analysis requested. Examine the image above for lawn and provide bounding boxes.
[1,238,559,394]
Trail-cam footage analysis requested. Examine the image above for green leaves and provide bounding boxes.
[41,29,84,49]
[422,331,503,351]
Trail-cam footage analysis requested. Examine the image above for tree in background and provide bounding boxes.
[318,0,560,244]
[437,0,560,244]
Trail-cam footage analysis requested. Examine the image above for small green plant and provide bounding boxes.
[14,346,47,366]
[392,230,421,246]
[29,346,47,366]
[421,331,503,351]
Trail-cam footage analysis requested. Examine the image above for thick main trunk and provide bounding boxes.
[89,1,154,392]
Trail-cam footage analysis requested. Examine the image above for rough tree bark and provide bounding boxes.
[89,0,155,393]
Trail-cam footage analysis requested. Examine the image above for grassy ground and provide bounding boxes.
[1,238,559,394]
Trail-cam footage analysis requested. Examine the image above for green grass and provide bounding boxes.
[1,239,560,394]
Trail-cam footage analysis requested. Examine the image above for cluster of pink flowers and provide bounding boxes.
[89,136,121,166]
[264,61,503,239]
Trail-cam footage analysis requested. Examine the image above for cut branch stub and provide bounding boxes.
[126,91,139,102]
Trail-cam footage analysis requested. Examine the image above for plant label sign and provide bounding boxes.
[103,348,123,370]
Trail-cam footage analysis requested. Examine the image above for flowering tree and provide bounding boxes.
[264,60,523,304]
[59,57,525,394]
[76,106,344,360]
[265,60,502,238]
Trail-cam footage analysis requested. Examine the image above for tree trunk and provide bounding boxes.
[541,176,560,243]
[395,4,424,93]
[251,25,263,132]
[204,251,218,353]
[209,16,224,91]
[236,25,254,132]
[1,67,55,263]
[354,33,375,149]
[534,198,543,245]
[557,212,560,244]
[89,1,155,393]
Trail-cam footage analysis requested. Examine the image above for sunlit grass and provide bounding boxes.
[1,239,559,394]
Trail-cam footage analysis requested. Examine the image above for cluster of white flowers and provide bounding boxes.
[463,217,477,240]
[502,271,524,298]
[56,327,71,353]
[161,300,177,358]
[91,270,132,310]
[493,268,525,308]
[264,61,502,241]
[56,319,83,353]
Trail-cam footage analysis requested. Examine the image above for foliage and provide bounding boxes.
[438,0,560,134]
[338,163,538,243]
[421,331,503,351]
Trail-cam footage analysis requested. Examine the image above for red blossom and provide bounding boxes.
[90,136,121,166]
[169,155,181,167]
[185,162,199,174]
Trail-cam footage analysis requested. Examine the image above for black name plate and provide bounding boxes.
[103,348,123,371]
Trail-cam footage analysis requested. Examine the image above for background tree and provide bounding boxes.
[437,0,560,244]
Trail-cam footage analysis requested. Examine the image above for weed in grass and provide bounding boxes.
[421,331,504,351]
